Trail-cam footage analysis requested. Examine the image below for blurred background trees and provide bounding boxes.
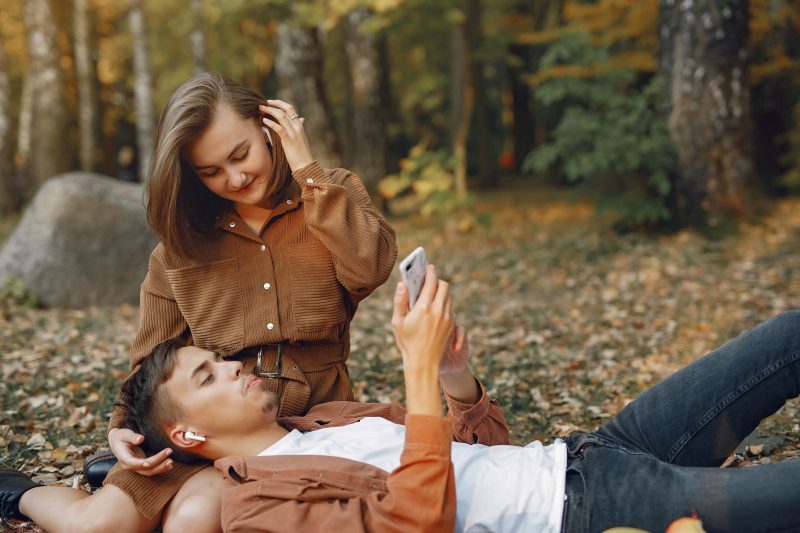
[0,0,797,230]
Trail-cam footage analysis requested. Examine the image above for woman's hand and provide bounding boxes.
[108,427,173,476]
[259,100,314,171]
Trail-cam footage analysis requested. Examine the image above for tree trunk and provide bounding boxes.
[464,0,492,187]
[344,6,388,193]
[129,0,155,180]
[74,0,95,172]
[22,0,68,199]
[0,42,16,214]
[450,13,473,198]
[509,0,565,173]
[659,0,756,224]
[275,22,342,170]
[190,0,205,75]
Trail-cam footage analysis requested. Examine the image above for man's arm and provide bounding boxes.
[220,268,459,533]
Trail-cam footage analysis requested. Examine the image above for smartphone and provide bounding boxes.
[399,247,427,309]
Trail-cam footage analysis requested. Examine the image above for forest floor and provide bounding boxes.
[1,187,799,530]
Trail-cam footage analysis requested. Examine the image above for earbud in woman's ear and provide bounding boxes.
[185,431,206,442]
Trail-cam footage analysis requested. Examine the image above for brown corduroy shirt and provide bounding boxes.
[104,161,397,518]
[216,383,510,532]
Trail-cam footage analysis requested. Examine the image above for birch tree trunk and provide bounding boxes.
[275,22,342,169]
[450,14,472,198]
[129,0,155,180]
[344,7,388,193]
[659,0,756,224]
[0,42,15,213]
[22,0,68,199]
[190,0,205,75]
[74,0,95,172]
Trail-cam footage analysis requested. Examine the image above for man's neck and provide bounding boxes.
[209,424,289,458]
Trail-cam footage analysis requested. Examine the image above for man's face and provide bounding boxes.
[164,346,278,439]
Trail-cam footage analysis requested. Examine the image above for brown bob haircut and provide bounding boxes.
[145,72,292,259]
[121,338,205,464]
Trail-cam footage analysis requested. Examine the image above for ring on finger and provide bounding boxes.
[290,114,300,120]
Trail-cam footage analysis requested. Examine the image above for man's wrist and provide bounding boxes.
[404,366,444,418]
[439,368,480,405]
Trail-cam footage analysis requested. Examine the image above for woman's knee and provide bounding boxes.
[162,466,223,533]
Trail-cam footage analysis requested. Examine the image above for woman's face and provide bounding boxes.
[184,103,274,209]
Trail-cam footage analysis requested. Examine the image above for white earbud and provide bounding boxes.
[184,431,206,442]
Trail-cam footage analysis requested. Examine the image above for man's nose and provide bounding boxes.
[224,360,243,378]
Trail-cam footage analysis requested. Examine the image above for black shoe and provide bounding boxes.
[83,449,118,489]
[0,468,41,525]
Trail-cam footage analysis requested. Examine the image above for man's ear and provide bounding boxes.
[169,425,206,449]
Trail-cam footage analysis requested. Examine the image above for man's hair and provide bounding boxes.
[121,338,206,464]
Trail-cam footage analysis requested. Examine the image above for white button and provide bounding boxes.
[306,178,313,185]
[286,199,292,205]
[263,282,271,289]
[266,323,274,330]
[259,244,266,251]
[229,221,236,228]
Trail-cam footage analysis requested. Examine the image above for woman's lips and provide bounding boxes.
[234,181,253,193]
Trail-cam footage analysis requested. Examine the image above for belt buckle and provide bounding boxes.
[255,343,283,379]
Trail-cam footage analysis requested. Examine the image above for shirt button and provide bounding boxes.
[259,244,266,251]
[229,221,236,228]
[263,282,271,290]
[266,323,274,330]
[306,178,314,185]
[286,199,292,205]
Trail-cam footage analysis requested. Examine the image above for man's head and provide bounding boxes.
[122,340,278,462]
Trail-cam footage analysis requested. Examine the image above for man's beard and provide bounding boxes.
[260,386,278,415]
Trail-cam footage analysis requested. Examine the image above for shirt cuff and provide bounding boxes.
[404,414,452,455]
[446,381,490,430]
[292,161,332,192]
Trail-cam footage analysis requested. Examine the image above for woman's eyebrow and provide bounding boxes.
[194,140,247,170]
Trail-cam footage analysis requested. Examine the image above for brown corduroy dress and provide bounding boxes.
[103,161,397,519]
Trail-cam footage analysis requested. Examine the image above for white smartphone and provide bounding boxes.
[398,247,427,309]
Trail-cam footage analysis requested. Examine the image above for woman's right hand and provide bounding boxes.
[108,427,173,476]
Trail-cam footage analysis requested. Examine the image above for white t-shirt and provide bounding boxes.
[260,417,567,533]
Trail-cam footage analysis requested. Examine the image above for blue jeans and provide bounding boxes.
[561,311,800,533]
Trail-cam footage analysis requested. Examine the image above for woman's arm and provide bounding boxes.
[107,245,187,475]
[293,162,397,304]
[259,99,398,304]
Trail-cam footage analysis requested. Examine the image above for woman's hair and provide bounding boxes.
[121,338,205,464]
[145,72,292,258]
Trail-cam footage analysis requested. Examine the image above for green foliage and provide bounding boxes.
[0,277,38,308]
[523,31,675,228]
[378,144,471,216]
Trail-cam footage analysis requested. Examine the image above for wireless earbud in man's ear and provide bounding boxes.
[185,431,206,442]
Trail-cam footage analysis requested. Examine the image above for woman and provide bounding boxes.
[9,72,397,533]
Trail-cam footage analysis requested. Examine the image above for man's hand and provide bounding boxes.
[108,428,173,476]
[440,325,468,375]
[391,265,454,417]
[438,325,481,405]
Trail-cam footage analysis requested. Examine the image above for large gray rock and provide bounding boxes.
[0,173,158,308]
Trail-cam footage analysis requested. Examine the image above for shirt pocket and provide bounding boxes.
[287,242,347,334]
[166,258,244,353]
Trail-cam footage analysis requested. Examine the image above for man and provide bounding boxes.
[4,267,800,532]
